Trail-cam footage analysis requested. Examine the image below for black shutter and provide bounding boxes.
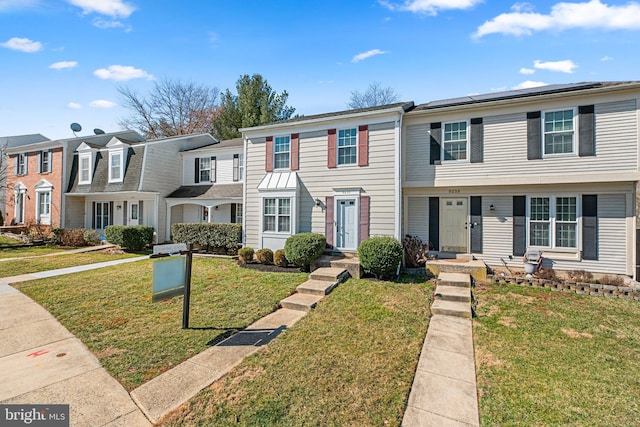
[470,196,482,253]
[123,201,128,225]
[582,195,598,260]
[429,122,441,165]
[92,202,96,229]
[527,112,542,160]
[194,158,200,183]
[429,197,440,250]
[233,154,239,182]
[109,202,114,226]
[139,201,143,225]
[211,156,216,183]
[513,196,526,256]
[470,118,483,163]
[578,105,595,157]
[231,203,237,223]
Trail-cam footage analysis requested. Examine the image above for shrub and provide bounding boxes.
[403,235,430,268]
[54,228,88,246]
[238,247,254,264]
[568,270,594,283]
[358,236,403,279]
[105,225,154,251]
[256,248,274,264]
[535,268,557,281]
[599,274,625,287]
[83,229,101,246]
[274,249,288,267]
[171,223,242,254]
[284,232,326,272]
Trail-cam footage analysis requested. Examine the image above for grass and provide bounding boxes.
[0,250,142,277]
[14,258,308,391]
[0,235,25,245]
[474,282,640,426]
[160,275,433,426]
[0,244,67,259]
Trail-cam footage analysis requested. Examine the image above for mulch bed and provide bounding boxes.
[238,262,303,273]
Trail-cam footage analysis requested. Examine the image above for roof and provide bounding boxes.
[1,134,50,148]
[166,183,243,199]
[181,137,243,153]
[67,145,145,193]
[258,172,298,191]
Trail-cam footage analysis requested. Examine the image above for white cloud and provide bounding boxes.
[379,0,482,15]
[92,17,124,28]
[352,49,389,63]
[513,80,548,89]
[533,59,578,73]
[601,55,613,61]
[67,0,135,18]
[49,61,78,70]
[475,0,640,38]
[67,102,82,109]
[90,99,117,108]
[1,37,42,52]
[520,67,535,75]
[93,64,153,81]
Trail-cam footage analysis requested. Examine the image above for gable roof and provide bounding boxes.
[181,137,242,153]
[1,134,50,148]
[166,183,242,199]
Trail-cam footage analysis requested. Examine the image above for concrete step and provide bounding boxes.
[309,267,349,282]
[297,279,339,296]
[438,272,472,288]
[431,299,472,319]
[426,259,487,281]
[435,285,471,303]
[313,256,362,279]
[280,293,324,312]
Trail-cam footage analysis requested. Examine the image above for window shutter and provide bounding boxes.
[325,196,334,247]
[513,196,526,256]
[109,202,114,226]
[327,129,337,168]
[211,156,217,183]
[429,197,440,250]
[37,151,42,173]
[578,105,595,157]
[429,123,441,165]
[291,133,299,171]
[48,149,52,172]
[24,153,28,174]
[194,158,200,183]
[527,112,542,160]
[92,202,96,229]
[470,196,482,253]
[138,201,143,225]
[14,154,18,175]
[358,125,369,167]
[123,201,128,225]
[582,195,598,260]
[233,154,239,181]
[470,118,483,163]
[231,203,237,223]
[359,195,370,243]
[265,136,273,172]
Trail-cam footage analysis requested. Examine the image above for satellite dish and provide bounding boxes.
[70,123,82,136]
[94,128,105,135]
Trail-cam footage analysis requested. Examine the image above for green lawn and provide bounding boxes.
[0,235,25,245]
[0,250,141,277]
[474,282,640,426]
[15,258,308,390]
[160,275,433,426]
[0,245,67,259]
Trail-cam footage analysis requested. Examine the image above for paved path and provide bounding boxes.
[0,244,117,262]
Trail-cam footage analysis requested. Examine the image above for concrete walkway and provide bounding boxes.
[0,244,117,262]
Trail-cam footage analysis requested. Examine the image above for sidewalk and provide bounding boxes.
[0,244,117,262]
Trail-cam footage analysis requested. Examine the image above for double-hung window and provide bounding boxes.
[337,128,357,165]
[79,155,91,184]
[543,109,575,155]
[443,121,468,161]
[200,157,212,182]
[263,198,290,232]
[17,153,27,175]
[274,136,290,170]
[37,191,51,225]
[109,151,123,182]
[238,154,244,180]
[528,196,577,249]
[40,150,51,173]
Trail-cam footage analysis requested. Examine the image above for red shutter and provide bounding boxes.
[265,136,273,172]
[325,196,334,248]
[358,125,368,166]
[359,195,370,243]
[327,129,337,168]
[291,133,299,171]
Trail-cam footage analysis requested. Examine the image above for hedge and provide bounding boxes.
[105,225,154,251]
[284,232,326,272]
[171,223,242,254]
[358,236,403,279]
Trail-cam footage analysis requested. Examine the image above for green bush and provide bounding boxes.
[83,229,101,245]
[105,225,154,251]
[238,247,254,264]
[284,233,326,272]
[274,249,288,267]
[171,223,242,254]
[256,248,274,264]
[358,236,403,279]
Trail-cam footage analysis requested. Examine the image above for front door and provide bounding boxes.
[15,191,25,223]
[129,202,139,226]
[441,198,467,252]
[336,198,357,250]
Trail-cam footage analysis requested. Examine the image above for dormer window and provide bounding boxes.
[109,150,124,183]
[79,154,91,184]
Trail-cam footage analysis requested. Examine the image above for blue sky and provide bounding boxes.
[1,0,639,140]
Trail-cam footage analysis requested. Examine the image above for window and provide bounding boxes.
[199,157,211,182]
[234,203,243,224]
[79,155,91,184]
[40,150,51,173]
[544,109,574,155]
[109,152,122,182]
[528,196,577,249]
[95,202,111,229]
[238,154,244,180]
[16,153,27,175]
[337,128,357,165]
[263,198,290,232]
[274,136,290,169]
[443,121,468,161]
[37,191,51,225]
[14,187,26,223]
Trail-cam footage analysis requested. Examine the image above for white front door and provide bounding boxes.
[15,191,25,224]
[129,202,139,226]
[441,198,468,252]
[336,198,357,250]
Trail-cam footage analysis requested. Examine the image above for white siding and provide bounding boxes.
[182,149,242,185]
[404,124,433,183]
[405,196,429,241]
[64,196,85,229]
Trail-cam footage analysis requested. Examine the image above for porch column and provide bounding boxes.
[207,206,213,223]
[165,203,172,243]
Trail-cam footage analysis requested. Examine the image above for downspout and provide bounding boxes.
[242,136,248,246]
[395,112,403,241]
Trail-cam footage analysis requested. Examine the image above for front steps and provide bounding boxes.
[280,267,349,312]
[431,270,478,319]
[313,254,363,279]
[426,257,487,281]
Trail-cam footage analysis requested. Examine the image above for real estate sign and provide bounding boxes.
[151,256,186,302]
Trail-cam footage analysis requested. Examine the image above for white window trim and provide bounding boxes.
[336,127,358,167]
[260,191,296,237]
[13,183,27,224]
[79,154,92,184]
[17,153,27,175]
[238,153,244,180]
[526,194,580,251]
[199,157,212,183]
[40,150,51,174]
[108,149,124,183]
[542,107,578,158]
[333,193,360,250]
[234,203,243,224]
[273,135,291,171]
[441,120,470,163]
[36,191,52,225]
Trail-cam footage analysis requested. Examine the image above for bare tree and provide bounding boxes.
[118,78,221,139]
[347,81,401,109]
